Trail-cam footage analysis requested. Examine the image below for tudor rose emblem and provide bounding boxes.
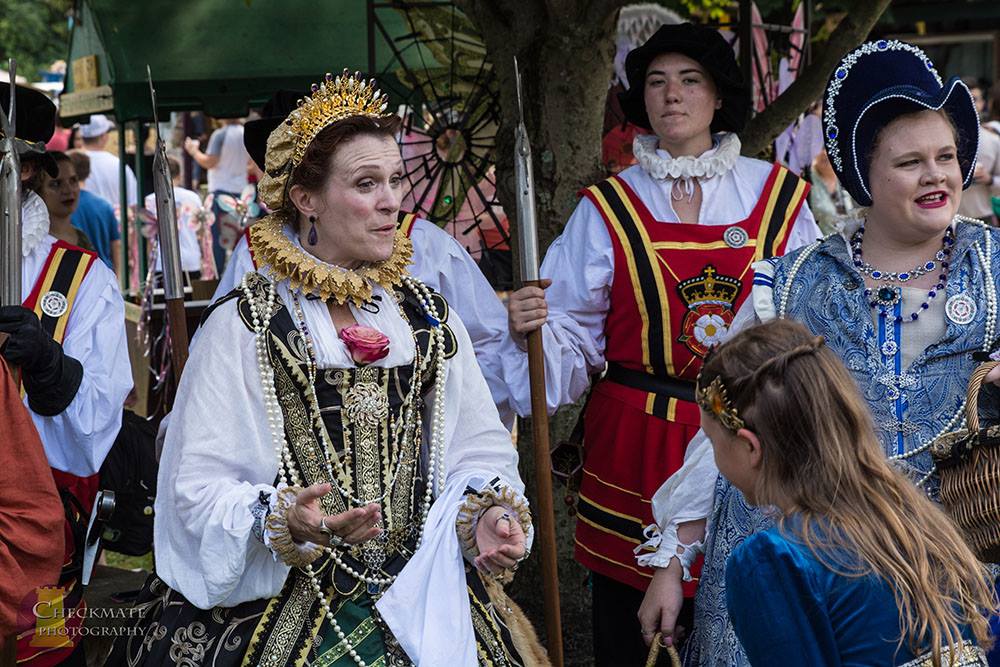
[676,265,743,357]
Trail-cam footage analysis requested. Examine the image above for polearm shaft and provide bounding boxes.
[148,66,188,380]
[0,59,21,309]
[514,56,564,667]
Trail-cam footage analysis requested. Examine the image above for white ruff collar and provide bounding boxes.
[22,191,51,256]
[633,132,741,181]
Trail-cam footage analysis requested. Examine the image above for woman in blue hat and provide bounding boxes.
[639,39,1000,665]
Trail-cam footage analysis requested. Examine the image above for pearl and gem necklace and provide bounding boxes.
[242,272,449,667]
[851,224,954,323]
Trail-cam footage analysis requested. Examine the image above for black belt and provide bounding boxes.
[604,362,696,403]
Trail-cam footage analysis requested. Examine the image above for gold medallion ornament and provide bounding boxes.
[257,70,395,210]
[248,212,412,306]
[695,375,746,432]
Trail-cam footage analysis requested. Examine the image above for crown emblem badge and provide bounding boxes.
[676,265,743,358]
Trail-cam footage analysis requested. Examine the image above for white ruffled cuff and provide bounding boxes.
[634,523,704,582]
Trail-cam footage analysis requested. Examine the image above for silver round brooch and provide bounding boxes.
[723,226,749,249]
[39,290,69,318]
[945,293,977,325]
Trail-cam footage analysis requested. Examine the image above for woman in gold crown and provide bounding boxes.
[108,71,545,667]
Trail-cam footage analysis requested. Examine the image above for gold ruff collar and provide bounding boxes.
[248,212,412,306]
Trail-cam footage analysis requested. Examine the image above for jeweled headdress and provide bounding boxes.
[696,375,745,432]
[257,70,394,210]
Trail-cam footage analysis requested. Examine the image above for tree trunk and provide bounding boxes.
[739,0,894,156]
[458,0,624,251]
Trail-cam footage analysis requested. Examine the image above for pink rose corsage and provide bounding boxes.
[339,324,390,366]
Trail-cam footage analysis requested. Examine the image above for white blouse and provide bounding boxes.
[497,136,820,417]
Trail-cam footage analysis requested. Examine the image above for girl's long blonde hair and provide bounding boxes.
[700,319,997,664]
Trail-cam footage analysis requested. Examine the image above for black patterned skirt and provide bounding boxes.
[106,564,547,666]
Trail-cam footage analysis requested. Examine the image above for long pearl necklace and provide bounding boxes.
[244,272,449,667]
[289,291,423,510]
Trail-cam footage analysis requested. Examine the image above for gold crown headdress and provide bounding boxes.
[695,375,745,432]
[257,70,393,210]
[285,70,391,166]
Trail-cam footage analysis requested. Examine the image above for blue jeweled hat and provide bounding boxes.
[822,39,979,207]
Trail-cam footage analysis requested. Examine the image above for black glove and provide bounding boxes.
[0,305,83,416]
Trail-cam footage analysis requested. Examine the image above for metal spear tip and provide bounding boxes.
[513,56,524,118]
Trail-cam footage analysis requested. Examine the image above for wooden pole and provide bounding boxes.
[523,290,563,667]
[165,297,189,382]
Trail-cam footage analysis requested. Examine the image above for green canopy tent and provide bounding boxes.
[59,0,500,292]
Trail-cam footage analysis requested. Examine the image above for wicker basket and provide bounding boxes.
[644,633,681,667]
[930,361,1000,562]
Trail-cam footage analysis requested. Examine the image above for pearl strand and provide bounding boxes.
[272,277,448,667]
[888,222,997,485]
[243,275,298,486]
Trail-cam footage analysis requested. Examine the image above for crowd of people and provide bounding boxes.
[2,19,1000,667]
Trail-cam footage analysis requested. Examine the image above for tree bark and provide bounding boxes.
[739,0,894,156]
[458,0,625,252]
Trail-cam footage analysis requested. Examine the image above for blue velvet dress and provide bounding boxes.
[724,525,987,666]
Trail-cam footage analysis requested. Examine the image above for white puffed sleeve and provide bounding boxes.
[26,246,131,476]
[153,297,288,609]
[499,197,613,417]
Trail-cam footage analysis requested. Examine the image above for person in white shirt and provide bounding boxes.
[144,155,204,275]
[501,23,818,664]
[79,113,138,214]
[185,118,250,270]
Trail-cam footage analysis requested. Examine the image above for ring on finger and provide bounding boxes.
[495,512,513,527]
[319,518,346,548]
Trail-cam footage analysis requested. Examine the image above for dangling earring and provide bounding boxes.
[307,215,318,246]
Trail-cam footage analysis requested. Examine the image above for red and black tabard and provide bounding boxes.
[574,164,808,591]
[18,239,98,665]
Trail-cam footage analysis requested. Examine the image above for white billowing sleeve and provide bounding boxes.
[154,298,288,609]
[638,274,770,570]
[499,198,612,417]
[28,256,131,476]
[407,219,514,429]
[378,309,531,665]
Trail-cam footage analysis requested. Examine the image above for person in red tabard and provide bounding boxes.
[0,358,65,650]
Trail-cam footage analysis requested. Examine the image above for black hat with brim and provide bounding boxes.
[822,40,980,207]
[244,89,307,171]
[0,82,58,175]
[619,23,750,134]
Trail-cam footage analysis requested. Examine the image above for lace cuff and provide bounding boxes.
[249,490,275,548]
[455,477,533,565]
[265,486,323,568]
[634,523,704,582]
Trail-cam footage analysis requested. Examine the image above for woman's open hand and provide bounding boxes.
[473,505,526,574]
[986,363,1000,387]
[286,482,382,547]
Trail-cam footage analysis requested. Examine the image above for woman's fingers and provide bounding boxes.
[323,504,381,542]
[296,482,332,506]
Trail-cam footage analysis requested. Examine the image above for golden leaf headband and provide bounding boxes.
[695,375,745,433]
[285,69,391,166]
[257,70,393,210]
